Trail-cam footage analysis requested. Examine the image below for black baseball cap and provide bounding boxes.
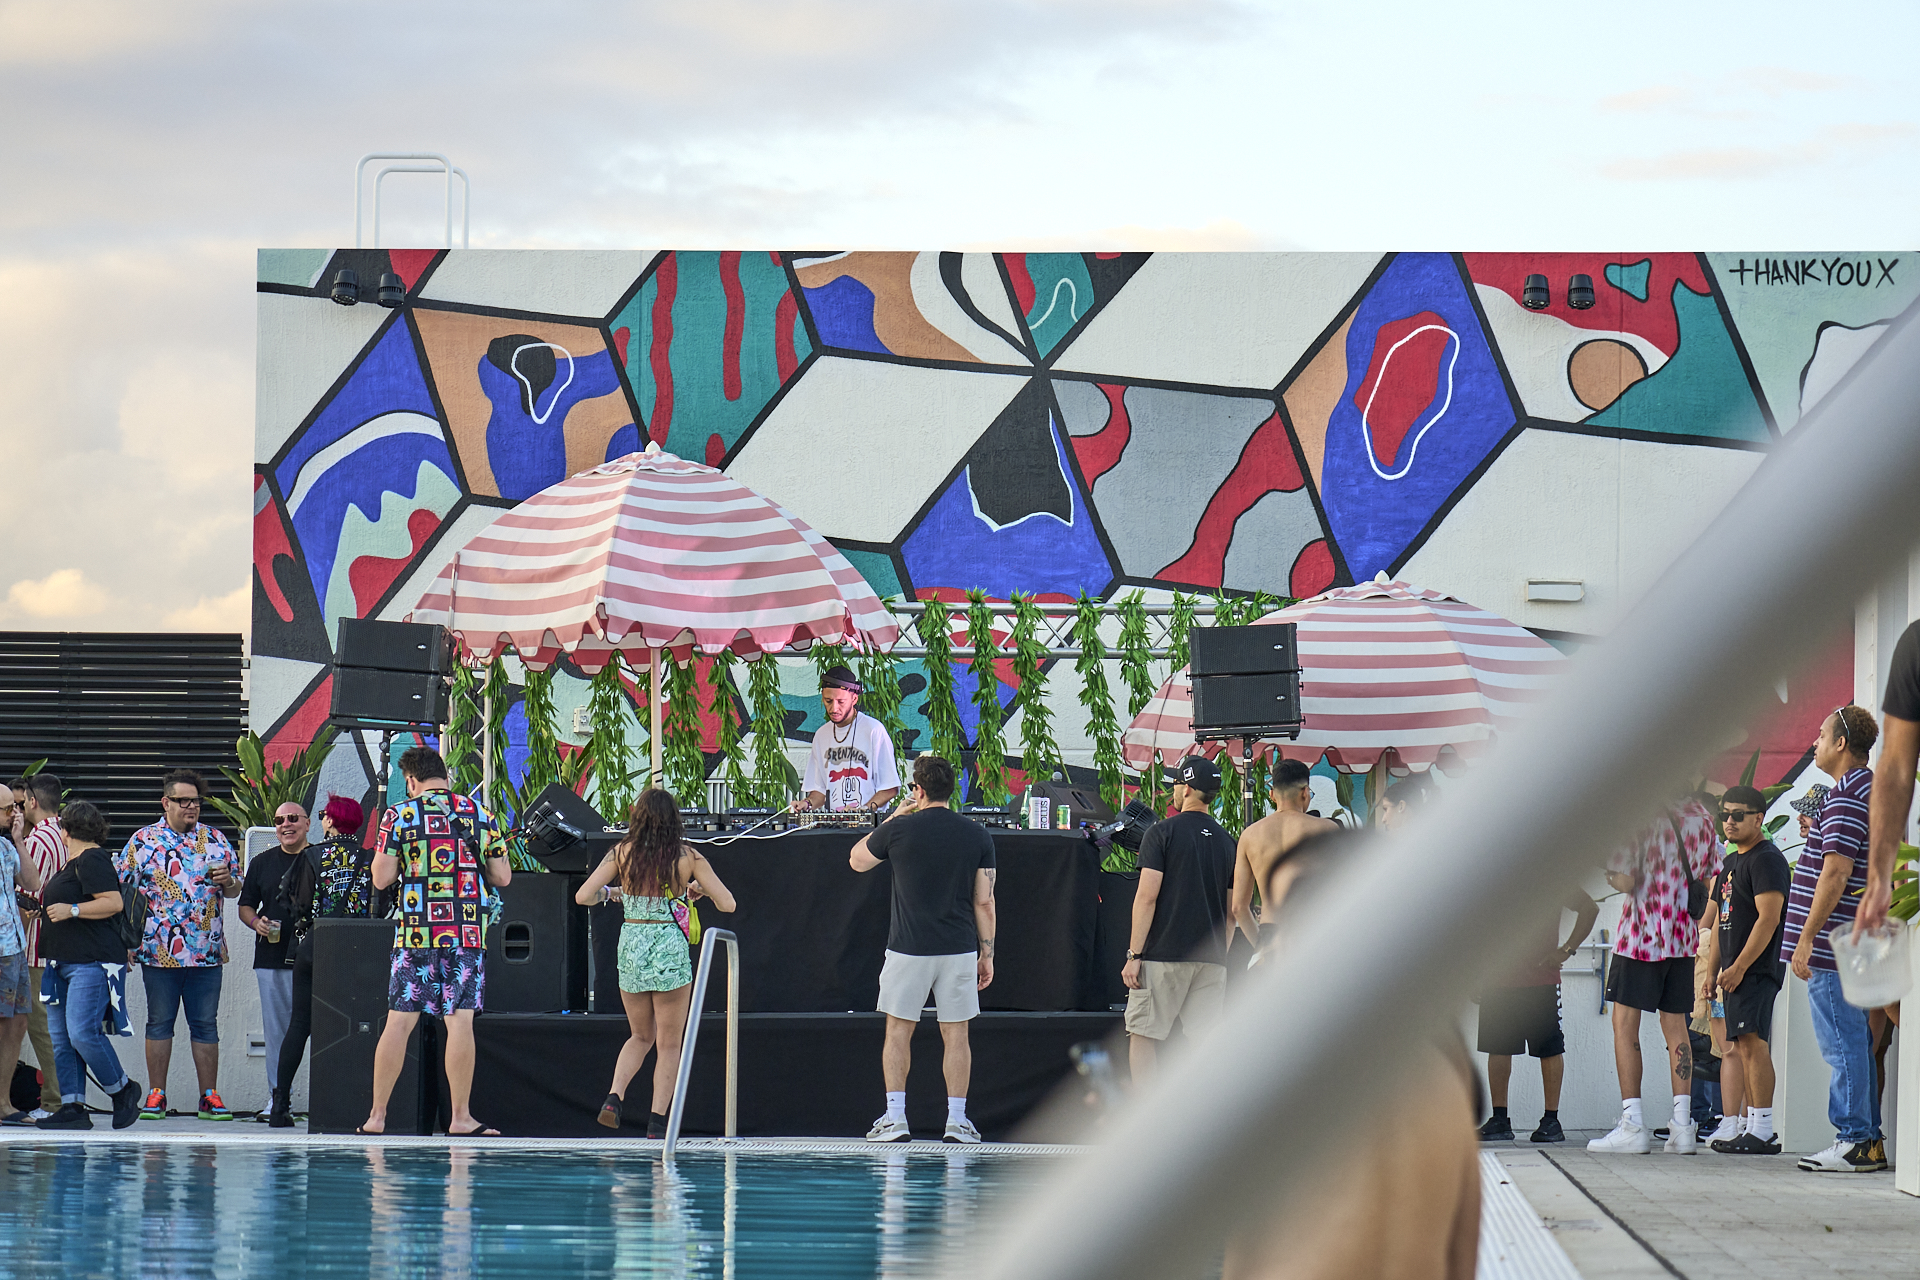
[1175,755,1221,791]
[820,665,863,694]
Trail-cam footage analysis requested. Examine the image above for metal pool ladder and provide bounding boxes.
[663,928,739,1158]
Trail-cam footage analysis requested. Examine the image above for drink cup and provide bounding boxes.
[267,919,281,945]
[1830,921,1913,1009]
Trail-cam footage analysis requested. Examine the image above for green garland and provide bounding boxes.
[521,660,562,803]
[1010,594,1064,790]
[712,649,749,809]
[1071,593,1123,810]
[965,590,1008,807]
[446,659,483,797]
[857,644,905,757]
[918,597,967,770]
[744,654,792,807]
[482,653,512,817]
[588,654,637,821]
[1115,591,1164,812]
[662,651,705,806]
[1167,591,1197,672]
[1212,756,1243,836]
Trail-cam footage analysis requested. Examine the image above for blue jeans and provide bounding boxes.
[46,962,130,1104]
[142,965,222,1043]
[1806,968,1881,1142]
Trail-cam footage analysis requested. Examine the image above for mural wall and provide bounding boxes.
[253,248,1916,818]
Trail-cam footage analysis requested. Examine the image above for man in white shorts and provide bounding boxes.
[800,666,900,812]
[850,754,997,1143]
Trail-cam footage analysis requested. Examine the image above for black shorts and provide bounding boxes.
[1605,954,1693,1015]
[1476,984,1564,1057]
[1722,975,1780,1042]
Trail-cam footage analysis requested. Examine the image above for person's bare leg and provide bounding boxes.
[443,1010,488,1134]
[1741,1034,1776,1108]
[938,1020,971,1099]
[1609,1002,1642,1099]
[190,1041,220,1094]
[881,1016,915,1093]
[610,990,657,1101]
[1658,1011,1690,1098]
[146,1037,173,1099]
[0,1014,27,1118]
[362,1011,420,1134]
[1714,1020,1744,1119]
[1486,1054,1513,1109]
[1128,1034,1159,1084]
[649,985,694,1116]
[1540,1055,1564,1111]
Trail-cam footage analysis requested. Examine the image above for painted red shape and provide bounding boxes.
[347,507,440,617]
[774,289,800,382]
[1093,252,1122,260]
[1460,253,1707,356]
[264,675,334,770]
[649,254,678,439]
[253,477,298,623]
[706,434,725,467]
[1705,632,1853,789]
[1003,254,1035,316]
[612,326,630,365]
[387,250,438,292]
[1157,411,1305,588]
[1069,384,1132,486]
[1288,540,1336,598]
[1352,312,1452,471]
[719,250,745,402]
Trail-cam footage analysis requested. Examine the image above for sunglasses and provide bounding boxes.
[273,815,305,826]
[165,795,202,807]
[1721,808,1760,822]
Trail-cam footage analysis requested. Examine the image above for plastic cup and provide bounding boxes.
[1830,921,1913,1009]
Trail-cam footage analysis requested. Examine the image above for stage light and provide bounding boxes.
[1522,274,1550,310]
[1567,274,1595,309]
[330,269,360,306]
[376,272,406,308]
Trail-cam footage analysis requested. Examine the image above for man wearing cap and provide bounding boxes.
[1121,756,1238,1082]
[800,666,901,812]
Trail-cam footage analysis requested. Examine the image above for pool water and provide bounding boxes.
[0,1141,1056,1278]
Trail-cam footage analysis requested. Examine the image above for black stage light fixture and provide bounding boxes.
[330,268,360,305]
[1567,273,1595,309]
[1522,273,1550,310]
[376,272,406,308]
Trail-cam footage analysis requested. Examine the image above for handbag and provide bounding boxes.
[664,883,702,946]
[1667,814,1709,922]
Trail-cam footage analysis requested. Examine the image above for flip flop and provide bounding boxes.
[354,1126,384,1136]
[448,1124,502,1137]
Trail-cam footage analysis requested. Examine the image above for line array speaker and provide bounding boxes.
[330,666,451,726]
[1190,623,1298,676]
[336,618,452,675]
[1189,622,1302,737]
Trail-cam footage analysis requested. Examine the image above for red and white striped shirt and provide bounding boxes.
[21,817,65,968]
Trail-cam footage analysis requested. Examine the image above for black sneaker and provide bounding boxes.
[1530,1116,1565,1144]
[1842,1141,1884,1172]
[1477,1114,1514,1142]
[37,1103,93,1131]
[110,1080,142,1130]
[1652,1126,1670,1140]
[1712,1131,1782,1155]
[647,1112,668,1139]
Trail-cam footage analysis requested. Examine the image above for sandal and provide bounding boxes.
[354,1126,383,1136]
[598,1094,623,1130]
[448,1123,502,1137]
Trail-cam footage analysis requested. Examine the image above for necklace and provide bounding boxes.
[831,715,856,744]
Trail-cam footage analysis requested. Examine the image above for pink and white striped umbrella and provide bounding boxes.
[1122,578,1568,773]
[407,444,899,669]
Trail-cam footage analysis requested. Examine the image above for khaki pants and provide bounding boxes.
[26,967,60,1108]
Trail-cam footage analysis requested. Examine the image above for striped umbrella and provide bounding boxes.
[408,443,899,777]
[1121,577,1568,773]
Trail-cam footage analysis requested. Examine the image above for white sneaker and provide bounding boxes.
[28,1109,51,1121]
[866,1115,911,1142]
[942,1116,982,1145]
[1587,1121,1651,1154]
[1705,1115,1743,1145]
[1799,1139,1852,1172]
[1664,1121,1698,1154]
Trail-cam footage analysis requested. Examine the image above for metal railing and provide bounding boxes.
[663,928,739,1158]
[968,308,1920,1278]
[886,601,1217,660]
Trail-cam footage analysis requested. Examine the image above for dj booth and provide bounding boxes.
[309,827,1138,1138]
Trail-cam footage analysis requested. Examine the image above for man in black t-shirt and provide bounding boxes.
[1702,785,1791,1155]
[238,802,306,1118]
[851,754,997,1144]
[1863,619,1920,932]
[1121,756,1237,1083]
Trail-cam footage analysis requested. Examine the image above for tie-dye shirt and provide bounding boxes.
[1607,799,1723,963]
[375,790,506,951]
[117,821,235,968]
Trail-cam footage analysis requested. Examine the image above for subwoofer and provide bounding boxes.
[483,875,589,1013]
[308,919,430,1134]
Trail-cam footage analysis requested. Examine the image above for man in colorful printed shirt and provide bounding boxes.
[1588,797,1722,1155]
[1782,706,1884,1172]
[361,746,511,1137]
[118,769,238,1121]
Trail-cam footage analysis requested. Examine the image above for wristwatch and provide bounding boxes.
[1125,950,1143,961]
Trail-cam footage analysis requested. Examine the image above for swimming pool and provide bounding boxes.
[0,1139,1060,1278]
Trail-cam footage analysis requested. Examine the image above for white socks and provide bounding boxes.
[1673,1095,1692,1127]
[1749,1107,1775,1141]
[947,1096,968,1124]
[1622,1098,1643,1128]
[885,1092,906,1123]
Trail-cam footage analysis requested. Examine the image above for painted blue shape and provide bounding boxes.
[802,276,886,354]
[901,421,1115,601]
[501,700,531,820]
[1318,253,1516,581]
[604,422,643,462]
[479,347,629,500]
[275,319,438,489]
[950,661,1017,745]
[289,433,460,618]
[1605,259,1652,303]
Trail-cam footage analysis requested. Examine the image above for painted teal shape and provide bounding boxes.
[1024,253,1094,357]
[836,546,903,603]
[611,251,812,464]
[1588,283,1770,442]
[1605,259,1651,303]
[259,249,332,289]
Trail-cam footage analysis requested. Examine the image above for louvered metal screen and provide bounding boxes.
[0,632,244,845]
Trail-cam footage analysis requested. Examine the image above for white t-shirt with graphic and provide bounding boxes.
[804,712,901,811]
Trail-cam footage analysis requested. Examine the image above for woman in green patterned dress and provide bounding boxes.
[575,788,735,1137]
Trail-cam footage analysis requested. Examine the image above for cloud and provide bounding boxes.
[1600,85,1689,113]
[7,569,109,619]
[1604,122,1918,181]
[161,583,250,632]
[965,219,1294,252]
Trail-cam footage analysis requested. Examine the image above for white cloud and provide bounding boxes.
[161,583,250,632]
[7,569,109,619]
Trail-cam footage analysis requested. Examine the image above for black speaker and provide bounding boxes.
[484,875,589,1013]
[308,919,430,1134]
[331,666,450,725]
[1190,673,1302,733]
[521,782,619,874]
[1191,623,1298,675]
[336,618,452,674]
[1030,779,1115,826]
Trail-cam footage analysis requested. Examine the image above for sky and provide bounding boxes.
[1,0,1915,637]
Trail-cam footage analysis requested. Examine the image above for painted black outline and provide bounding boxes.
[1563,337,1651,416]
[1697,253,1783,439]
[264,307,408,478]
[1385,419,1528,578]
[938,252,1029,359]
[1522,415,1773,453]
[250,465,330,666]
[995,254,1043,363]
[401,306,473,496]
[825,537,913,604]
[781,252,830,355]
[715,347,823,470]
[1037,378,1124,600]
[1451,253,1529,430]
[404,249,448,297]
[1034,252,1152,372]
[1270,397,1353,590]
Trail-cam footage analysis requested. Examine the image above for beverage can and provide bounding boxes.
[1057,805,1071,829]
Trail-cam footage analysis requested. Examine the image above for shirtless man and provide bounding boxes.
[1230,760,1336,948]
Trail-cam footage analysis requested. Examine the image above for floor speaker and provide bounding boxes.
[308,919,429,1134]
[484,875,589,1013]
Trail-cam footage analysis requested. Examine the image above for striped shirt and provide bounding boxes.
[1780,767,1871,972]
[21,818,66,967]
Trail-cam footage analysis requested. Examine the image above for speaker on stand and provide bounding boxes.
[328,618,455,803]
[1188,623,1304,819]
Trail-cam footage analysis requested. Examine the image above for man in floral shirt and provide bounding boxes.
[360,746,510,1137]
[117,769,238,1121]
[1587,796,1722,1155]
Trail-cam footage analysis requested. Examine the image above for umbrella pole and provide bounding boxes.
[482,678,493,802]
[651,648,664,788]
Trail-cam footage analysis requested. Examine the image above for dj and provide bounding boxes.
[798,666,901,812]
